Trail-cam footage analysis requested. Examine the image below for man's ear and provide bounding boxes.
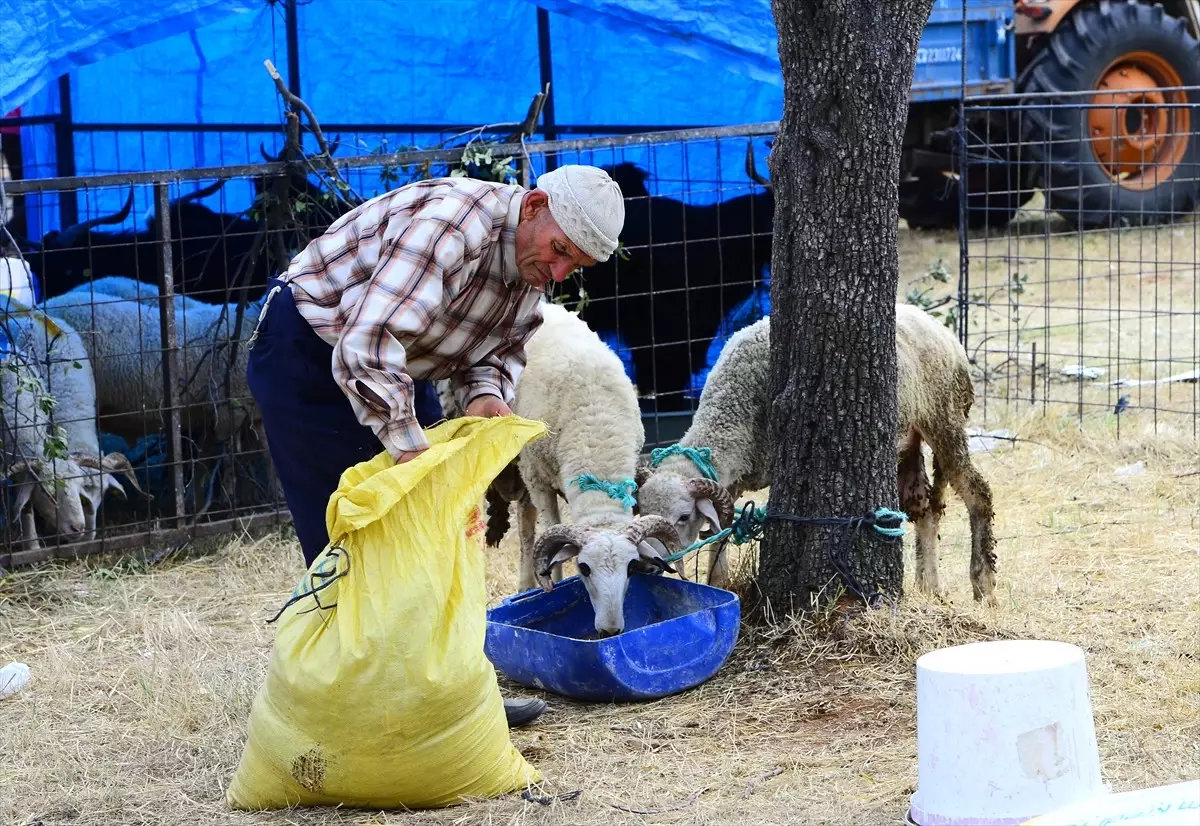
[522,189,550,221]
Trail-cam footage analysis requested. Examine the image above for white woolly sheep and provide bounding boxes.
[635,304,998,604]
[1,299,142,546]
[42,276,265,450]
[436,301,682,636]
[2,313,89,548]
[1,256,37,307]
[18,300,143,535]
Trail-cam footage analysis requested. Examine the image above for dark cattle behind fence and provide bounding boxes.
[25,181,279,304]
[575,160,774,413]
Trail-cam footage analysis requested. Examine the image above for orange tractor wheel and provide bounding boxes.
[1019,0,1200,228]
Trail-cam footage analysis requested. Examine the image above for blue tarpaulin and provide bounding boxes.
[3,0,784,199]
[1,0,782,393]
[0,0,257,116]
[5,0,785,241]
[1,0,784,119]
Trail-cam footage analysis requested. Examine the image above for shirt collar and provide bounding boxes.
[501,189,526,286]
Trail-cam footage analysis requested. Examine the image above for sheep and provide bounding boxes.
[634,304,998,605]
[41,276,265,450]
[436,301,683,636]
[1,298,143,546]
[2,312,91,548]
[632,316,769,591]
[1,256,37,307]
[15,299,144,536]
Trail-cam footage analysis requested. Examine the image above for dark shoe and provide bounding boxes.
[504,697,547,728]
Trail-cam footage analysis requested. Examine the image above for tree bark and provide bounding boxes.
[756,0,936,615]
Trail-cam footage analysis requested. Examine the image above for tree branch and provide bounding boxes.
[263,59,358,206]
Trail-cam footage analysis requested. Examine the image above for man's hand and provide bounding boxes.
[466,395,513,418]
[394,447,427,464]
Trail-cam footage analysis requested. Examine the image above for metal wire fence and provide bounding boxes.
[0,123,777,567]
[5,92,1197,567]
[957,88,1199,438]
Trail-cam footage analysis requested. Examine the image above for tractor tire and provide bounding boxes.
[1019,0,1200,229]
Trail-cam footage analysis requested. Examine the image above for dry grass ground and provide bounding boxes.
[897,199,1199,435]
[1,219,1197,825]
[1,405,1196,826]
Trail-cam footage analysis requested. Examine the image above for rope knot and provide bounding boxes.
[570,473,638,509]
[869,507,908,538]
[649,444,719,482]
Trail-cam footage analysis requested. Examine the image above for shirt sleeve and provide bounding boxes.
[332,216,474,460]
[453,301,544,413]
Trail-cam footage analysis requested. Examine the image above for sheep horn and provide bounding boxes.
[3,460,39,482]
[745,140,772,190]
[624,514,683,567]
[260,142,280,163]
[634,455,653,488]
[101,452,150,498]
[686,478,735,529]
[531,524,594,591]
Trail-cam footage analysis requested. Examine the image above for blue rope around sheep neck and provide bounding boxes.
[649,444,719,482]
[570,474,638,510]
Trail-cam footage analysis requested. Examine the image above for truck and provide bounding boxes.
[900,0,1200,230]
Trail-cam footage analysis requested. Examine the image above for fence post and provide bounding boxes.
[154,182,187,527]
[536,8,558,173]
[955,98,970,348]
[54,75,79,228]
[285,0,303,99]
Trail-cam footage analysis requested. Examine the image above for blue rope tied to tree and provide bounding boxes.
[663,502,909,606]
[649,444,720,482]
[570,473,638,510]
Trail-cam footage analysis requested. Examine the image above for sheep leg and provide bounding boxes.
[706,540,730,590]
[928,426,998,606]
[898,431,939,595]
[222,437,239,513]
[19,509,41,552]
[516,490,540,592]
[83,504,97,541]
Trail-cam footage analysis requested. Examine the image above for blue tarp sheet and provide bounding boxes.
[8,0,784,240]
[2,0,780,394]
[0,0,256,116]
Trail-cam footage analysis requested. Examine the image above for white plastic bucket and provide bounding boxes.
[908,640,1106,826]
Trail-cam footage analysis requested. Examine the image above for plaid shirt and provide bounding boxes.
[283,177,544,459]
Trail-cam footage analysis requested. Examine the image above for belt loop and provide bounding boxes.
[248,283,284,350]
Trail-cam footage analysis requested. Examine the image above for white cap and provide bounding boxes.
[535,165,625,262]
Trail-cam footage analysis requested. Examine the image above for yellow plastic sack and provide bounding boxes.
[226,415,547,811]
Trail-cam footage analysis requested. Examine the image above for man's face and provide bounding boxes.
[514,190,598,289]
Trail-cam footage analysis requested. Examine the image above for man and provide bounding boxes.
[245,164,625,729]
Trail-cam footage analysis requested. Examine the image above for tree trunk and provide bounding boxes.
[756,0,936,615]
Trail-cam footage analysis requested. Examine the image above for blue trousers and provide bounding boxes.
[246,278,444,567]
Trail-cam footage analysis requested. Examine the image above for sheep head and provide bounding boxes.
[6,457,91,543]
[75,451,148,538]
[532,516,682,636]
[634,471,736,549]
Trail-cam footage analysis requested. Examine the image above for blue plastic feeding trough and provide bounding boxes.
[484,573,741,702]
